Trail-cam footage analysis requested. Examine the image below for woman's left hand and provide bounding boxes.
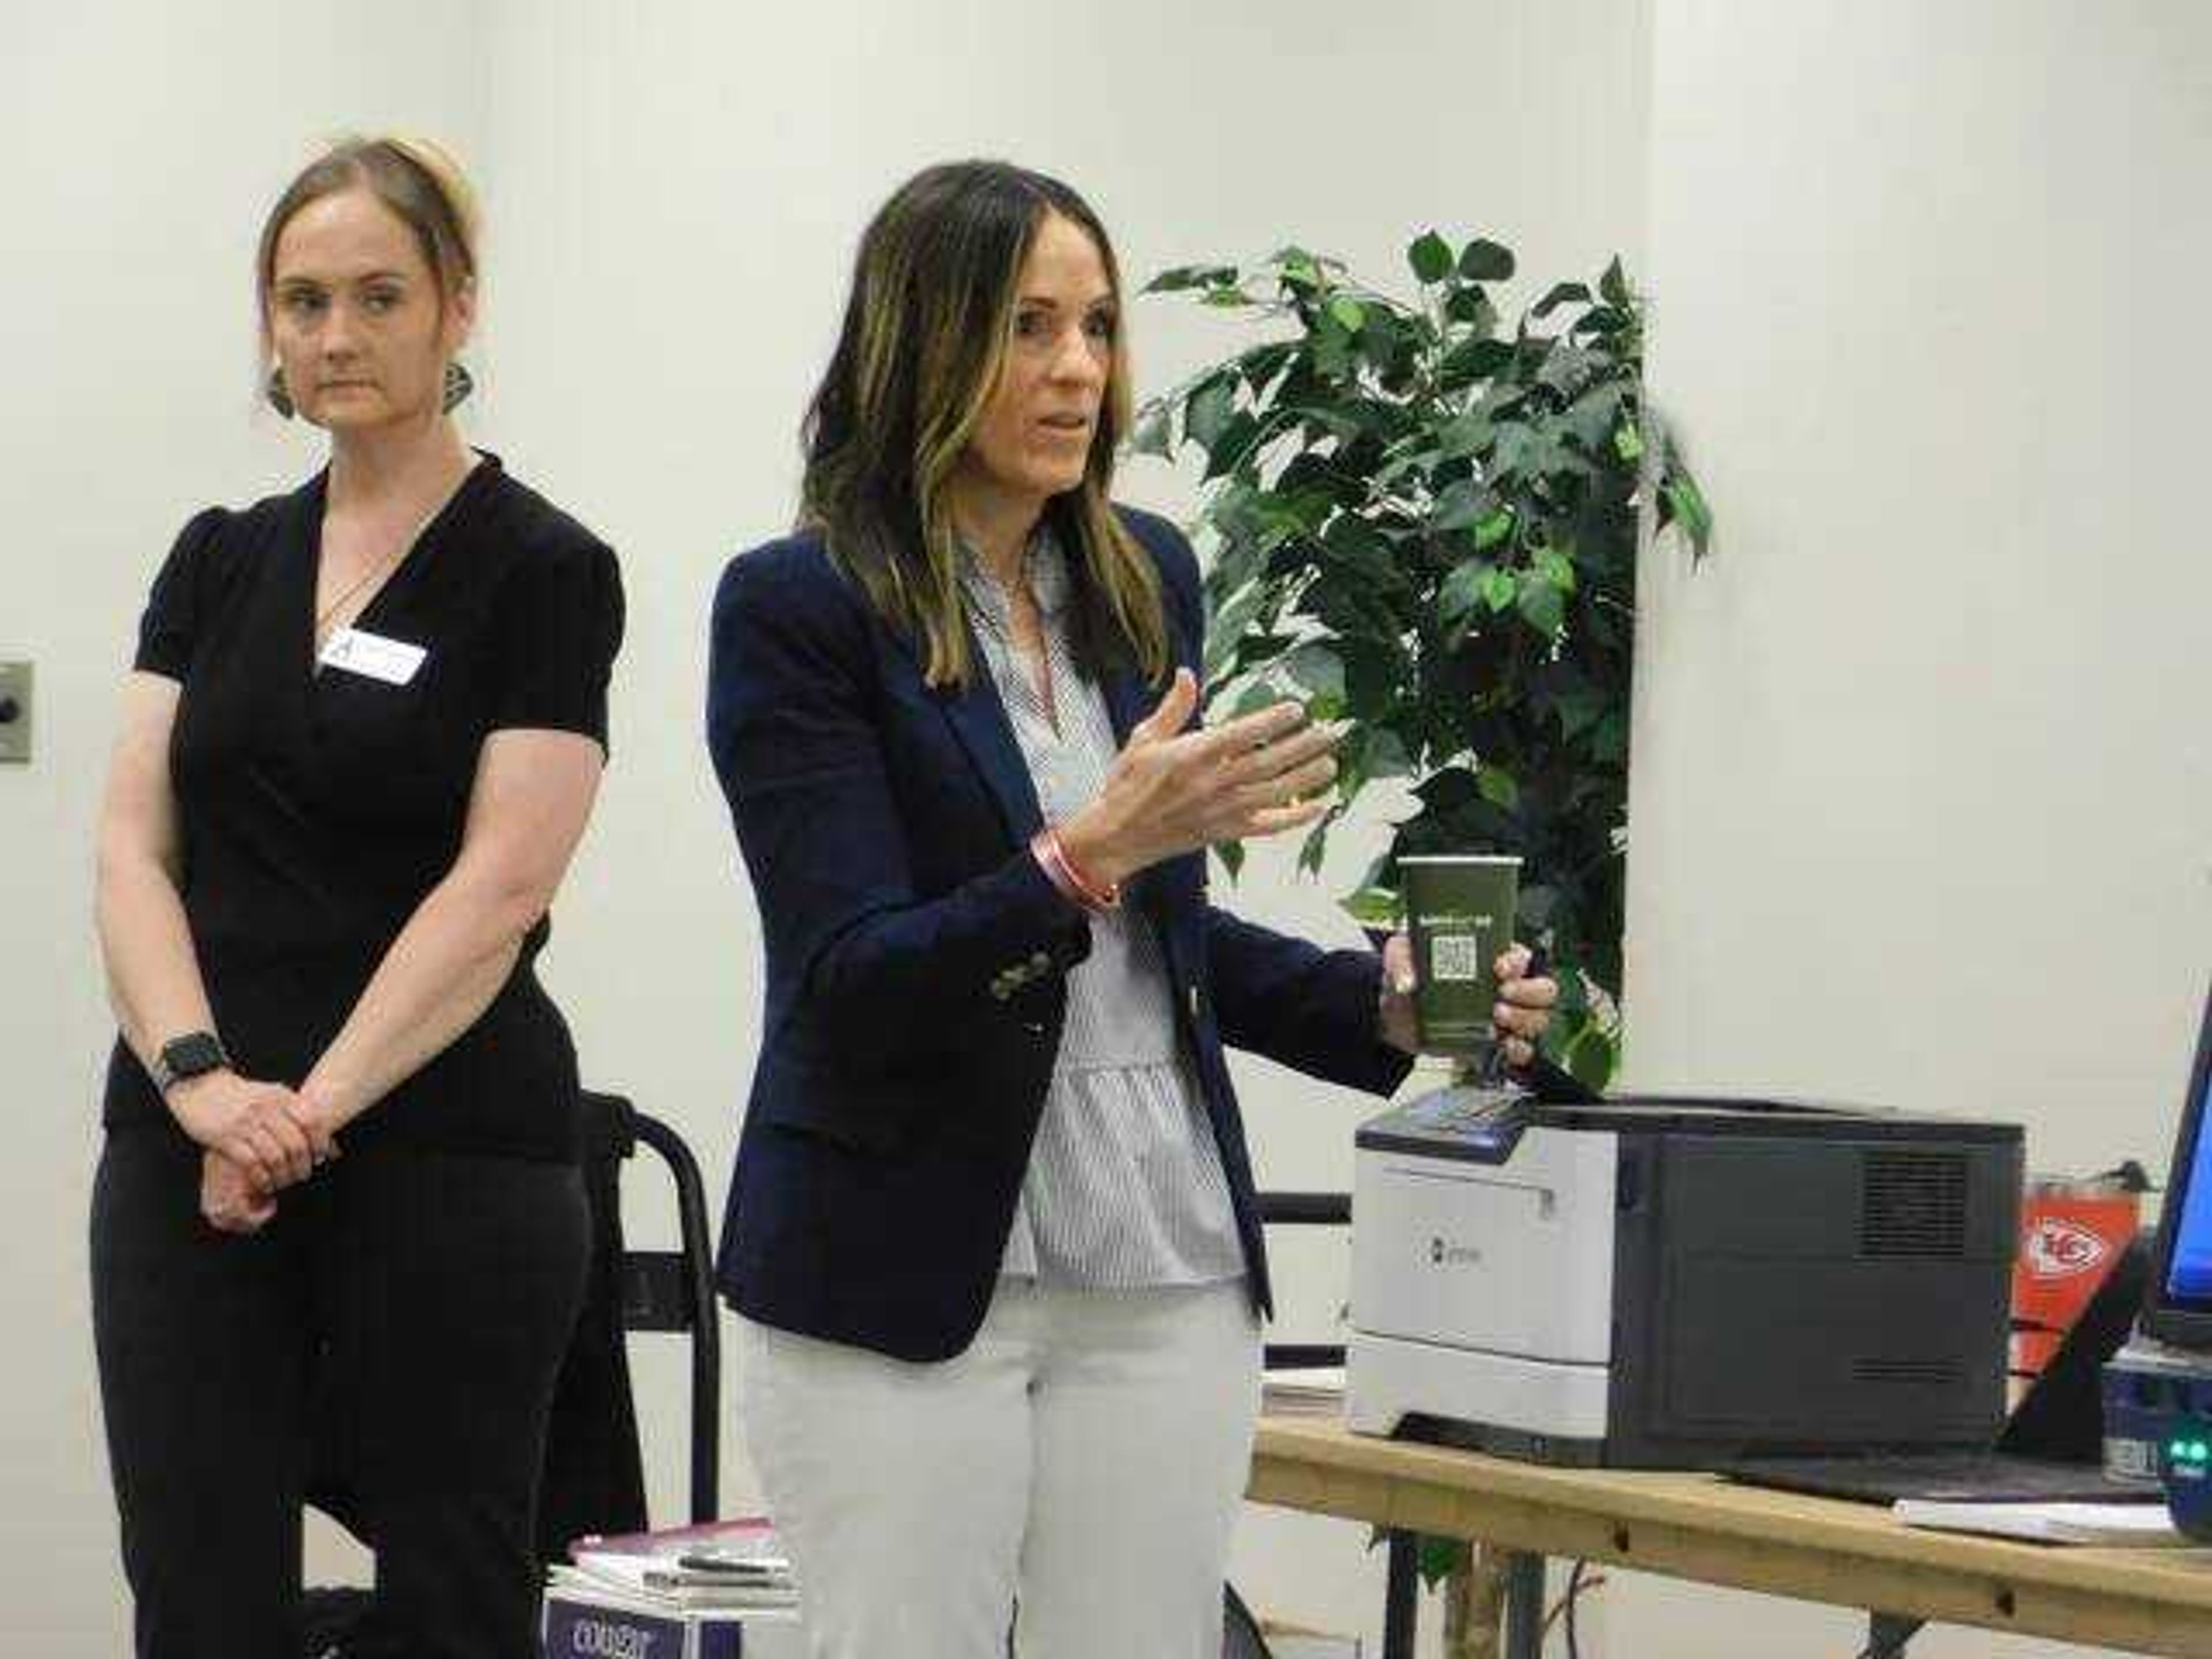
[201,1150,276,1235]
[1379,937,1558,1066]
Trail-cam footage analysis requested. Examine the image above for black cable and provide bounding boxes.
[1565,1559,1585,1659]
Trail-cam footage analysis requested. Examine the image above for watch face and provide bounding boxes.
[161,1033,228,1080]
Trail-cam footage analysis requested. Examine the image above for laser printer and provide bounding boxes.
[1346,1089,2024,1468]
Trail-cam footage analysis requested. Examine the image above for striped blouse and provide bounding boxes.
[960,531,1247,1289]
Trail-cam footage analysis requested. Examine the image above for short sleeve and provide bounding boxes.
[486,538,625,750]
[133,507,230,679]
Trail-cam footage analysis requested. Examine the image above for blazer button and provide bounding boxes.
[1028,950,1051,974]
[991,975,1014,1002]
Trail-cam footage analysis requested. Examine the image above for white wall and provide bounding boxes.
[1612,1,2212,1653]
[22,3,2203,1656]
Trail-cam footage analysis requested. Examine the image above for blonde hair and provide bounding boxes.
[256,134,480,349]
[801,161,1168,689]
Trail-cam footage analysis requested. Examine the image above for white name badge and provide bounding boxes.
[319,627,427,686]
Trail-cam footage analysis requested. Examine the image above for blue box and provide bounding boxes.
[542,1585,803,1659]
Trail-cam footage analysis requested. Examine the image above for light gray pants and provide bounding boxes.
[740,1277,1262,1658]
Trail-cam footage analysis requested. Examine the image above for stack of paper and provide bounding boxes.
[554,1517,800,1613]
[1893,1499,2188,1546]
[543,1518,804,1659]
[1263,1366,1348,1419]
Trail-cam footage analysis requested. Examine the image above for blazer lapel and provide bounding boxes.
[1099,665,1152,749]
[932,639,1046,845]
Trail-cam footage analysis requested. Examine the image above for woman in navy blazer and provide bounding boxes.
[707,161,1555,1659]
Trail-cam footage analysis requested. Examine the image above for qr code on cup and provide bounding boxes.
[1429,935,1484,983]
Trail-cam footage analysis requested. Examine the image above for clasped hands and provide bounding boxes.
[168,1071,339,1234]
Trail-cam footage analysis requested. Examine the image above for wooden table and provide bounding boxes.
[1247,1418,2212,1658]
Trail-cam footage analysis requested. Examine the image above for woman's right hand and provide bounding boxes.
[166,1071,334,1194]
[1058,668,1338,888]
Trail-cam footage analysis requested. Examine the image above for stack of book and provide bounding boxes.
[541,1518,805,1658]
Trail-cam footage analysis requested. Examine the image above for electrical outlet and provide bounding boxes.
[0,661,32,763]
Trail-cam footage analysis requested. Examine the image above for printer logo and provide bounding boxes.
[1429,1234,1483,1268]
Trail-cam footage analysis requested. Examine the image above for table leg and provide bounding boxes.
[1382,1531,1419,1659]
[1866,1612,1922,1657]
[1503,1552,1547,1659]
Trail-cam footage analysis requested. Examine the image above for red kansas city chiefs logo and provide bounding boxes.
[2026,1218,2111,1279]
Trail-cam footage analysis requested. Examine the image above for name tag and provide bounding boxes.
[319,627,427,686]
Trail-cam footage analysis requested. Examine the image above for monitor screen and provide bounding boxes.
[2168,1063,2212,1302]
[2144,982,2212,1345]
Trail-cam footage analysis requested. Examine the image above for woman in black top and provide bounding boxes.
[90,136,622,1659]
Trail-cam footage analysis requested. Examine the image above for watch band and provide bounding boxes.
[152,1031,232,1094]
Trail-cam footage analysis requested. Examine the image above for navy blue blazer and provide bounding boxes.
[705,506,1411,1362]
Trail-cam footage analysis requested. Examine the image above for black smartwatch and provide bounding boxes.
[151,1031,232,1094]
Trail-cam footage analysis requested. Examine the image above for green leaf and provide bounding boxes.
[1416,1535,1469,1590]
[1146,263,1238,294]
[1531,281,1591,318]
[1229,677,1286,719]
[1472,507,1515,552]
[1429,479,1490,533]
[1552,686,1607,739]
[1204,582,1267,678]
[1339,884,1402,930]
[1443,287,1497,328]
[1535,547,1577,593]
[1664,475,1714,556]
[1480,565,1518,611]
[1296,820,1331,875]
[1328,294,1368,333]
[1408,230,1453,285]
[1565,1020,1616,1091]
[1128,401,1173,459]
[1439,558,1492,624]
[1476,765,1519,809]
[1272,246,1325,289]
[1185,377,1237,453]
[1599,255,1632,309]
[1202,283,1255,309]
[1212,839,1245,881]
[1613,419,1644,463]
[1516,569,1565,637]
[1366,727,1414,778]
[1457,238,1516,281]
[1489,422,1539,476]
[1279,641,1347,707]
[1201,410,1264,480]
[1437,336,1514,388]
[1435,410,1495,459]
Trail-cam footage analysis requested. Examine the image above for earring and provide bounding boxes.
[266,365,295,419]
[442,361,475,413]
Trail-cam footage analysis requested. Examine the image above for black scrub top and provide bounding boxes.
[101,455,624,1162]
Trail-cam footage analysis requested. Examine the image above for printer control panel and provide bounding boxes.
[1357,1086,1533,1165]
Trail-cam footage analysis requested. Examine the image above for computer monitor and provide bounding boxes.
[2141,982,2212,1349]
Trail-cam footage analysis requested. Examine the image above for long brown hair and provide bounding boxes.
[800,161,1168,688]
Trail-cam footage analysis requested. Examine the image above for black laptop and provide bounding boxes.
[1724,1229,2156,1504]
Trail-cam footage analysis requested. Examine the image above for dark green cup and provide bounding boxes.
[1400,854,1522,1056]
